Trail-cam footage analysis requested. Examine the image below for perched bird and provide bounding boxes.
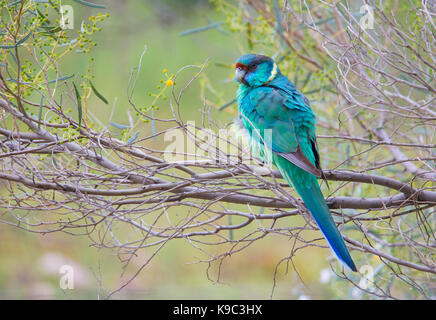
[233,54,357,271]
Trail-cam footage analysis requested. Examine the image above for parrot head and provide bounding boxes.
[234,54,279,87]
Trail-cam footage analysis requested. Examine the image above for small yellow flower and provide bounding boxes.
[165,79,173,87]
[163,69,167,74]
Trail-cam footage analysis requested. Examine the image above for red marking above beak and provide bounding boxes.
[235,62,248,70]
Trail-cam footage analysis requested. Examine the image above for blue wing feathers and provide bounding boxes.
[237,71,357,271]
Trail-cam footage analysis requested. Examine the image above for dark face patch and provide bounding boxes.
[247,55,272,66]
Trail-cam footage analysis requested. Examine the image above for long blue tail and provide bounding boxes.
[275,156,357,271]
[294,181,357,271]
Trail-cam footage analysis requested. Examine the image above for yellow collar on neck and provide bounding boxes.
[263,63,278,85]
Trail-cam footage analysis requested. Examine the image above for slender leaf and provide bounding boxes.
[16,30,32,46]
[219,98,236,111]
[36,8,51,25]
[273,0,284,45]
[206,17,229,36]
[36,8,45,19]
[301,72,312,90]
[126,131,139,145]
[179,22,223,36]
[72,82,82,127]
[7,0,22,7]
[298,16,336,29]
[151,108,156,141]
[214,62,234,69]
[47,74,74,84]
[89,81,108,104]
[73,0,105,9]
[38,96,43,129]
[7,74,74,85]
[0,30,32,48]
[293,66,300,87]
[247,22,253,51]
[38,25,62,35]
[228,214,233,241]
[276,50,291,64]
[110,122,130,129]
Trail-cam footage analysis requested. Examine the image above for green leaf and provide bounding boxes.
[16,30,32,46]
[247,22,253,51]
[38,96,43,129]
[8,74,74,85]
[8,51,18,64]
[273,0,284,45]
[89,81,108,104]
[301,72,312,90]
[0,30,32,49]
[36,8,45,19]
[72,82,82,127]
[73,0,105,9]
[214,62,234,69]
[0,44,16,49]
[151,108,156,141]
[293,65,300,86]
[39,25,62,33]
[7,0,23,7]
[228,214,233,241]
[46,74,74,84]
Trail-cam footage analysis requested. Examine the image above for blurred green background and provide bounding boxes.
[0,0,355,299]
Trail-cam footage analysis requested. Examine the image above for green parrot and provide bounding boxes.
[233,54,357,271]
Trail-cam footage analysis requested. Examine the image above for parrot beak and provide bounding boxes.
[235,67,248,85]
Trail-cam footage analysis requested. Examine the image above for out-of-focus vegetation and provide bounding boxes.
[0,0,335,299]
[0,0,434,300]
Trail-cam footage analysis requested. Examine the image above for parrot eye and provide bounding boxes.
[248,63,257,70]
